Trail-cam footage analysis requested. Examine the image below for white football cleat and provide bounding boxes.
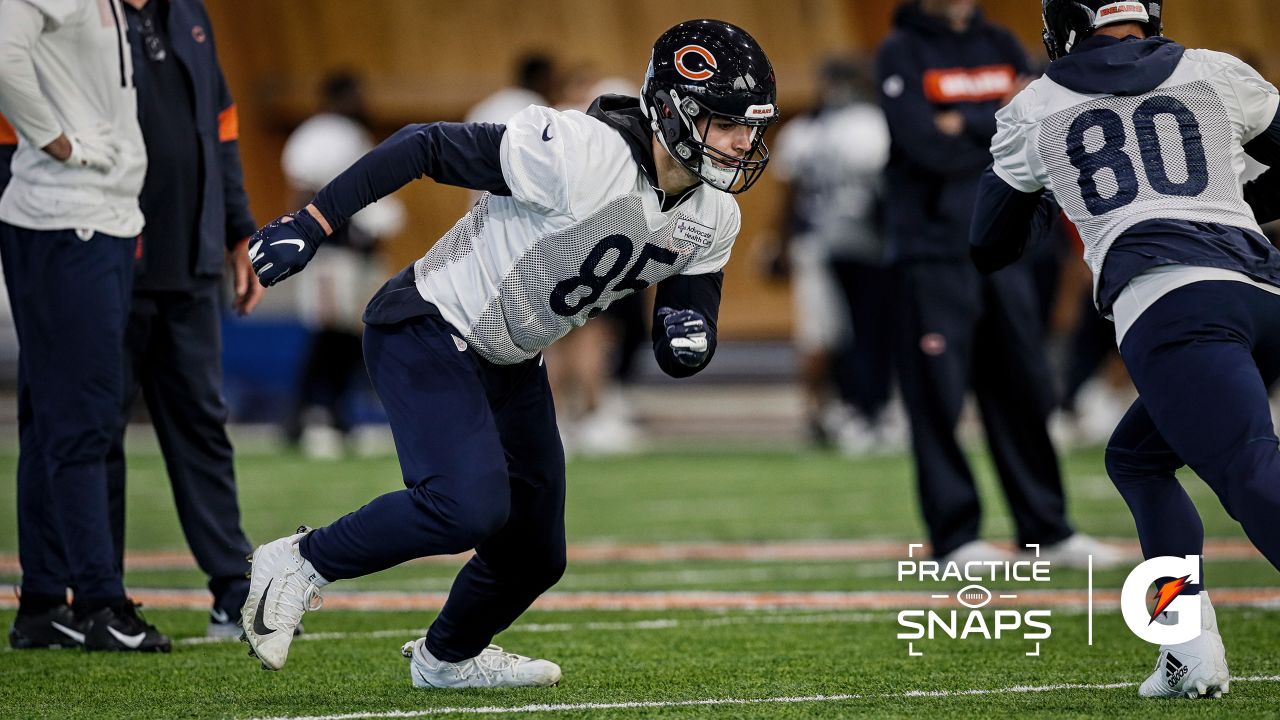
[240,527,328,670]
[1139,593,1229,699]
[401,637,561,688]
[1035,533,1128,570]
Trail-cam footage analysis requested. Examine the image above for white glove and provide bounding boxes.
[63,135,120,173]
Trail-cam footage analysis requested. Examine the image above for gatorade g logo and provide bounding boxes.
[1120,555,1201,645]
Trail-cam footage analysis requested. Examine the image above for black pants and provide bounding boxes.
[831,258,895,422]
[894,259,1073,557]
[1061,289,1117,412]
[0,224,134,605]
[105,282,253,613]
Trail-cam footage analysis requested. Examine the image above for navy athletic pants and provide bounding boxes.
[1107,280,1280,573]
[0,223,134,605]
[299,314,566,661]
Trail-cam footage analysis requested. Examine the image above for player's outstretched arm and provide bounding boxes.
[310,122,509,231]
[969,165,1047,274]
[248,122,510,287]
[651,272,723,378]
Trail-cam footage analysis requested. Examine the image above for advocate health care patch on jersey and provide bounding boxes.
[671,217,714,252]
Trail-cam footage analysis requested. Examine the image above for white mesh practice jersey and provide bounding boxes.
[991,50,1279,286]
[412,104,740,365]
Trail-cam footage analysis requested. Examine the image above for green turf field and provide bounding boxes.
[0,447,1276,718]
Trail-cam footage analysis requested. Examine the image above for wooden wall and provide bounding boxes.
[204,0,1277,338]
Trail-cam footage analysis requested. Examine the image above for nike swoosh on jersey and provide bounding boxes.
[270,239,307,252]
[50,621,85,644]
[107,625,147,649]
[253,578,276,635]
[542,123,554,141]
[209,607,230,624]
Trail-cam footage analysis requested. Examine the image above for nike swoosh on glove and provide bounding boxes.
[248,210,326,287]
[658,307,710,367]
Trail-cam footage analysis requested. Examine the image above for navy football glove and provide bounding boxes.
[658,307,710,367]
[248,209,326,287]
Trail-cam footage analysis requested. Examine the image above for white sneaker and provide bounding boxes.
[401,637,561,688]
[1036,533,1127,570]
[939,540,1014,565]
[1139,595,1229,699]
[240,527,328,670]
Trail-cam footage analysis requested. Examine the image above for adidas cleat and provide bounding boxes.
[1139,593,1229,699]
[401,637,561,689]
[239,527,328,670]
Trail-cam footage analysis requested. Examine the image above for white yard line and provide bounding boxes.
[245,676,1280,719]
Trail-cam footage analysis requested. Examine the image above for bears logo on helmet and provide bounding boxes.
[641,19,779,194]
[674,45,718,81]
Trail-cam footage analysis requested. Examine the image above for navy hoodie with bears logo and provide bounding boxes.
[876,1,1029,262]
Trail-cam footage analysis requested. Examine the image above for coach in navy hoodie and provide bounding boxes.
[876,0,1083,564]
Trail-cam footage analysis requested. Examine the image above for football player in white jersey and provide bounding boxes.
[971,0,1280,700]
[237,20,778,688]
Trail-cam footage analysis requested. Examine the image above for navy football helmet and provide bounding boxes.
[641,19,778,194]
[1042,0,1164,60]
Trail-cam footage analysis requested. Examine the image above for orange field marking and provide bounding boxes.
[0,538,1264,574]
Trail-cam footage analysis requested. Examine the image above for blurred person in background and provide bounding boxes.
[766,57,897,454]
[104,0,263,640]
[0,0,167,651]
[281,71,405,458]
[546,65,648,454]
[877,0,1119,567]
[1047,215,1133,448]
[465,52,555,126]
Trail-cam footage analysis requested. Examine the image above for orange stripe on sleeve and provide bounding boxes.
[217,104,239,142]
[0,114,17,146]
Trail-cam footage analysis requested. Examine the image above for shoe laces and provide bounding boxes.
[114,600,158,633]
[274,567,324,629]
[277,568,325,620]
[453,645,522,682]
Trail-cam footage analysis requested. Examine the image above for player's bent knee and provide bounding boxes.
[529,548,567,589]
[441,498,512,553]
[1103,445,1142,485]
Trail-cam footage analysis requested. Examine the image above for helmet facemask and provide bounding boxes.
[644,86,775,194]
